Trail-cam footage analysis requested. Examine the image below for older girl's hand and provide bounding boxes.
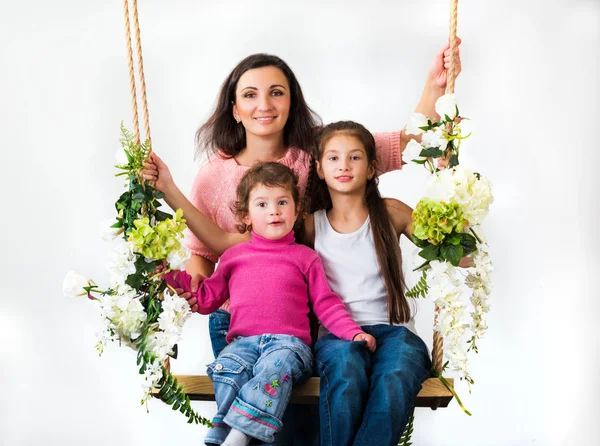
[142,152,174,194]
[428,38,462,89]
[353,332,377,352]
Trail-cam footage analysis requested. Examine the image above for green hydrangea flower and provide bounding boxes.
[412,198,467,245]
[129,209,187,260]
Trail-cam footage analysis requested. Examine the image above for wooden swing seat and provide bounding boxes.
[158,375,454,409]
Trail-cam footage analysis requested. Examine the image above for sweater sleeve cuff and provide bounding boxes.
[389,129,403,171]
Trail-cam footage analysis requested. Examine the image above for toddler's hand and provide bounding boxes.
[353,332,377,352]
[163,270,204,313]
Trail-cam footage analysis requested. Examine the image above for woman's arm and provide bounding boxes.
[143,153,250,256]
[164,182,250,255]
[399,40,462,152]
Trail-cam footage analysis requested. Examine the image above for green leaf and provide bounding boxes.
[154,190,165,199]
[420,147,443,158]
[412,159,427,165]
[447,234,461,245]
[459,233,477,256]
[449,154,459,168]
[134,256,158,275]
[411,235,429,248]
[125,150,134,163]
[406,270,429,298]
[154,209,172,221]
[126,273,144,290]
[398,409,415,445]
[444,114,451,122]
[441,243,463,266]
[419,244,440,261]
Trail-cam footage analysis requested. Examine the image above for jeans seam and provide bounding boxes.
[317,359,333,446]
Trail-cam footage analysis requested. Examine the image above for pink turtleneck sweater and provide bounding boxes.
[164,231,363,346]
[185,131,403,263]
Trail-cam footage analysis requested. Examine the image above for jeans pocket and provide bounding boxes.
[207,353,248,392]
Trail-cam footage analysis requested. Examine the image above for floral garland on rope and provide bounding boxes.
[405,94,494,394]
[63,125,212,426]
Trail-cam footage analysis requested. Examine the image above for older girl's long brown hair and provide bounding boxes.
[307,121,411,324]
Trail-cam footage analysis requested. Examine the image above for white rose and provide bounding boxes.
[406,112,429,135]
[63,271,90,297]
[435,93,457,120]
[167,245,191,271]
[115,148,130,165]
[421,127,448,151]
[101,219,124,241]
[404,139,425,163]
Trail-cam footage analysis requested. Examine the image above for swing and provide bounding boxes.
[121,0,460,412]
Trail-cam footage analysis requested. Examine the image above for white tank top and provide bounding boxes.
[313,209,416,336]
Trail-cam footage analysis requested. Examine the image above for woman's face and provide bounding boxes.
[233,66,291,142]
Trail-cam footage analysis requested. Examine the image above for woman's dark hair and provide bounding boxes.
[307,121,411,324]
[233,162,300,234]
[196,54,321,159]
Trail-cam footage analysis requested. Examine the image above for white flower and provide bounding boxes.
[146,331,177,361]
[421,127,448,151]
[426,168,455,201]
[159,293,191,331]
[141,358,164,405]
[63,271,90,297]
[425,167,494,227]
[115,148,130,165]
[101,219,124,241]
[435,93,457,120]
[107,237,137,288]
[404,139,425,163]
[167,245,191,271]
[98,292,147,341]
[406,112,429,135]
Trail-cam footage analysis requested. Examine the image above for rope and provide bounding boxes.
[123,0,163,369]
[433,0,459,377]
[123,0,152,148]
[131,0,152,146]
[123,0,140,146]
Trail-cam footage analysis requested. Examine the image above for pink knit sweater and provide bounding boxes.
[184,131,403,263]
[165,231,363,346]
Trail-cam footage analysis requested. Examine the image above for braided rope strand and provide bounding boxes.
[123,0,140,146]
[432,0,459,377]
[132,0,152,148]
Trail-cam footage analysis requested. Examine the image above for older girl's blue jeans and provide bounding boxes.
[205,334,313,445]
[315,324,431,446]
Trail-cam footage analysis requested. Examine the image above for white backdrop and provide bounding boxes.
[1,0,598,445]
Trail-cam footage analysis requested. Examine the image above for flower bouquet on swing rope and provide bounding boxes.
[63,124,212,426]
[404,93,494,412]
